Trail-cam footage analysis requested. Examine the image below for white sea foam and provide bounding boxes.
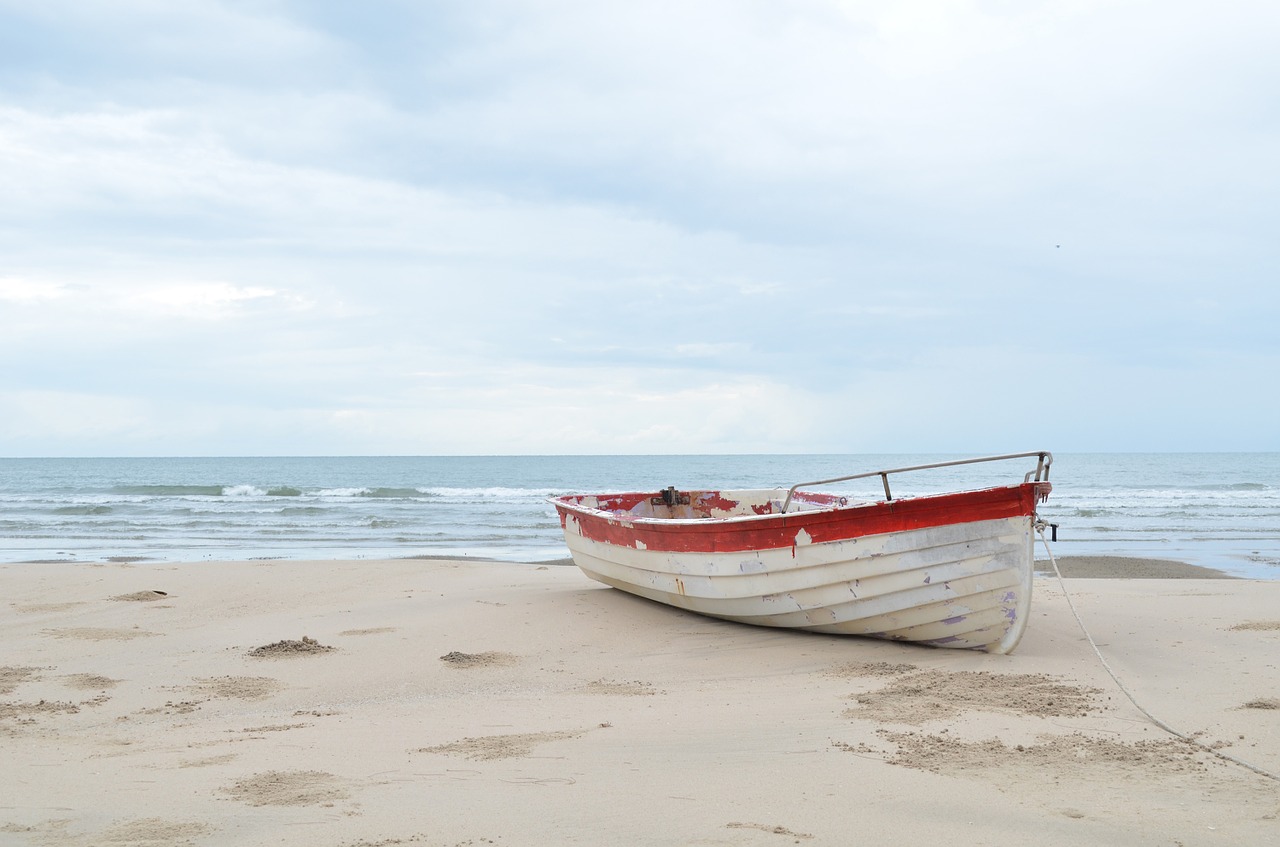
[223,484,267,497]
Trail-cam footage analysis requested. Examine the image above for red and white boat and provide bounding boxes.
[551,452,1053,654]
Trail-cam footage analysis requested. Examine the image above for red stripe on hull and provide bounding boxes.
[557,483,1049,555]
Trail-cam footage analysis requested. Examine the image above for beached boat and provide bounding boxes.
[550,452,1053,654]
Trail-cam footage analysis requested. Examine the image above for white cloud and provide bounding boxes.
[124,282,284,319]
[0,0,1276,454]
[0,277,67,302]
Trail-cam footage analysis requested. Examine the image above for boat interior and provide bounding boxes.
[560,488,853,520]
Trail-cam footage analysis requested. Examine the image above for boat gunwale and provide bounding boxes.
[552,482,1050,556]
[550,482,1048,529]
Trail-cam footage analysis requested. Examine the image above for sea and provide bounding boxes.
[2,453,1278,579]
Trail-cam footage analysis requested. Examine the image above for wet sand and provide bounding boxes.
[1037,555,1237,579]
[2,556,1278,845]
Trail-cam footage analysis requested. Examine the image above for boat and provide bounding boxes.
[550,452,1053,654]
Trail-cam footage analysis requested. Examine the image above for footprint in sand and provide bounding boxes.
[583,679,660,696]
[184,676,282,701]
[99,818,210,842]
[727,822,813,840]
[339,626,397,636]
[844,669,1101,725]
[221,770,351,807]
[876,731,1206,778]
[110,590,170,602]
[62,673,120,691]
[44,628,160,641]
[416,728,591,761]
[0,666,42,695]
[0,699,83,720]
[825,661,919,679]
[178,752,238,768]
[11,601,86,613]
[1229,621,1280,632]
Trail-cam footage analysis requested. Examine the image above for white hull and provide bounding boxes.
[560,514,1036,654]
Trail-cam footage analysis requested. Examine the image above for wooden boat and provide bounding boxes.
[550,452,1053,654]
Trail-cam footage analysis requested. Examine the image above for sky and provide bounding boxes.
[2,0,1278,456]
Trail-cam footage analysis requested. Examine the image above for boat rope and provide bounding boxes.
[1035,525,1280,784]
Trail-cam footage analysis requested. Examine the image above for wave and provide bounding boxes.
[223,484,266,497]
[419,487,561,498]
[1190,482,1270,492]
[226,485,304,497]
[314,487,440,499]
[113,485,227,496]
[102,483,558,500]
[53,505,113,515]
[364,487,434,499]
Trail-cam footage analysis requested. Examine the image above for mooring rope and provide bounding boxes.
[1035,525,1280,783]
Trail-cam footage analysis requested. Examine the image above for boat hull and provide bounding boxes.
[552,483,1049,653]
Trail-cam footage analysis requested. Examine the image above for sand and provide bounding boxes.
[2,556,1278,846]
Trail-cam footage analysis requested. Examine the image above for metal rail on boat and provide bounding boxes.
[780,451,1053,513]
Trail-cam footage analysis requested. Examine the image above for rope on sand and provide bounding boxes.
[1036,526,1280,784]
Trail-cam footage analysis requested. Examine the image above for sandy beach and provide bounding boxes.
[3,556,1278,846]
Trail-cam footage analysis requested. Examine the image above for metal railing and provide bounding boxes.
[780,451,1053,513]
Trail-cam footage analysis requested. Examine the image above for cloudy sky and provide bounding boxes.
[2,1,1277,456]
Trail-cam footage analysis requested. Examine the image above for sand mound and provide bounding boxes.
[248,636,334,658]
[438,650,517,668]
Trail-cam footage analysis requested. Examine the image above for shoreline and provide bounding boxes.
[3,557,1277,845]
[9,552,1247,579]
[1034,554,1236,578]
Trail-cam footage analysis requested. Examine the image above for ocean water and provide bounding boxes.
[1,453,1278,578]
